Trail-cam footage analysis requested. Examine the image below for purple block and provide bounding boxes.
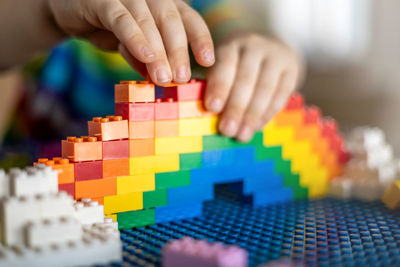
[162,237,248,267]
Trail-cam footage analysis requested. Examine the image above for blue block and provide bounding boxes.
[167,183,213,205]
[155,202,202,223]
[243,174,283,195]
[253,187,293,206]
[232,147,256,166]
[202,149,235,167]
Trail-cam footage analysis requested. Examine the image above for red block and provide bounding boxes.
[74,160,103,181]
[58,183,75,198]
[321,118,338,139]
[304,106,322,124]
[155,98,178,120]
[285,93,304,110]
[115,103,154,121]
[103,139,129,160]
[162,79,205,101]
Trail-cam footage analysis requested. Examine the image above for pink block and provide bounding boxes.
[162,237,248,267]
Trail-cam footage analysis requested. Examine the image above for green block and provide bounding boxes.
[117,208,155,229]
[180,153,202,170]
[155,170,191,189]
[275,159,292,177]
[293,186,308,200]
[256,146,283,161]
[143,189,167,208]
[283,173,300,187]
[203,131,263,150]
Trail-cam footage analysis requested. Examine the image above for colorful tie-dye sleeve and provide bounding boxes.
[189,0,253,43]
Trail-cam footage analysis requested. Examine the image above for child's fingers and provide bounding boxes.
[175,1,215,67]
[205,43,239,114]
[147,0,190,84]
[92,0,156,63]
[237,60,283,142]
[258,71,298,129]
[120,0,171,85]
[218,49,264,138]
[118,43,148,78]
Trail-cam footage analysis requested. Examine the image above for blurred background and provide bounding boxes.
[254,0,400,152]
[1,0,400,165]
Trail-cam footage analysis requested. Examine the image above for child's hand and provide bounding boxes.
[48,0,215,85]
[204,31,303,142]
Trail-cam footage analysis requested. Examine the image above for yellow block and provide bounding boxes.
[282,140,312,158]
[382,181,400,209]
[129,154,180,175]
[104,192,143,214]
[263,121,294,145]
[105,214,117,221]
[155,136,203,155]
[117,174,155,194]
[179,116,218,136]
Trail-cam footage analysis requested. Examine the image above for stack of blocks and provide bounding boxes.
[36,79,349,229]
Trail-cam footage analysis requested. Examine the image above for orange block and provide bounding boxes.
[178,101,213,118]
[75,177,117,199]
[155,120,178,137]
[129,121,154,139]
[62,136,102,162]
[274,110,304,127]
[88,116,128,141]
[36,157,75,184]
[129,139,155,157]
[115,81,155,103]
[103,158,130,178]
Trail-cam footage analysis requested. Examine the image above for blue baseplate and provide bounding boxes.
[103,188,400,267]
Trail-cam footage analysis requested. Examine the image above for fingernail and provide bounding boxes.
[142,46,155,58]
[208,98,223,113]
[203,50,215,65]
[237,126,253,142]
[220,119,238,137]
[155,68,170,84]
[175,66,188,82]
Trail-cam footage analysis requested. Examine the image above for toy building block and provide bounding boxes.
[115,102,154,121]
[8,165,58,197]
[129,154,180,175]
[117,174,155,194]
[102,158,130,178]
[103,192,143,214]
[62,136,102,162]
[162,237,248,267]
[382,181,400,209]
[102,139,129,160]
[25,216,82,248]
[73,198,104,225]
[155,136,203,155]
[0,169,9,198]
[88,116,128,141]
[129,139,155,157]
[328,178,353,199]
[155,120,179,137]
[74,160,103,181]
[162,79,206,101]
[129,121,154,139]
[179,100,213,118]
[155,98,179,120]
[58,183,75,198]
[115,80,155,103]
[179,116,218,136]
[304,106,322,123]
[285,93,304,110]
[75,178,117,199]
[36,158,74,184]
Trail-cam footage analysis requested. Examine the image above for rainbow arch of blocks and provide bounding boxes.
[36,79,349,229]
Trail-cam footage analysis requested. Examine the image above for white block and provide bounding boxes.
[74,199,104,225]
[9,166,58,197]
[0,170,9,199]
[25,217,83,249]
[0,192,74,247]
